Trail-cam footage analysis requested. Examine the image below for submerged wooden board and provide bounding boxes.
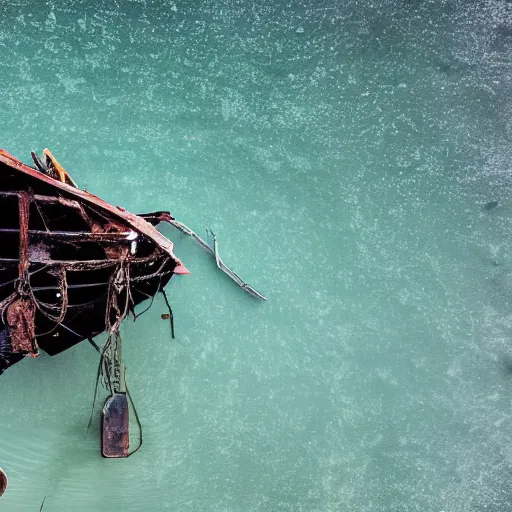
[102,393,130,458]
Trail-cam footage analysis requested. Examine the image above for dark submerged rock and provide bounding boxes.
[483,201,499,211]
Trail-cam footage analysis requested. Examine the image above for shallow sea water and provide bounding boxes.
[1,0,512,510]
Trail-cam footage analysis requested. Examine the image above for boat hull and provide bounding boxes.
[0,150,185,375]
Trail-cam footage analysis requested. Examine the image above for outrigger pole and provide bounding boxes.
[168,219,267,301]
[139,213,267,301]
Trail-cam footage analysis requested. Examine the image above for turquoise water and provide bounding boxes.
[2,0,512,510]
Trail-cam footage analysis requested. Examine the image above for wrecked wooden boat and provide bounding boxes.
[0,148,190,377]
[0,148,265,458]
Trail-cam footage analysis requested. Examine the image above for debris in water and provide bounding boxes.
[483,200,499,211]
[0,468,7,497]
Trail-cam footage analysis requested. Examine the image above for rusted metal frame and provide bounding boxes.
[0,251,164,267]
[86,203,126,228]
[34,195,95,229]
[34,194,92,217]
[0,192,55,232]
[34,197,93,236]
[0,191,77,204]
[0,227,134,243]
[129,257,173,282]
[0,191,80,208]
[18,192,30,279]
[32,282,109,291]
[0,258,117,268]
[0,192,95,229]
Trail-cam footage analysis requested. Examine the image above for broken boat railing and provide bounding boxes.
[162,217,267,301]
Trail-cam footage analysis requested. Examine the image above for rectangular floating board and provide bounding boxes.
[102,393,130,458]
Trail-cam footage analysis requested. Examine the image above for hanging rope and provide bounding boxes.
[85,335,113,439]
[125,374,143,457]
[84,332,142,456]
[28,267,69,325]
